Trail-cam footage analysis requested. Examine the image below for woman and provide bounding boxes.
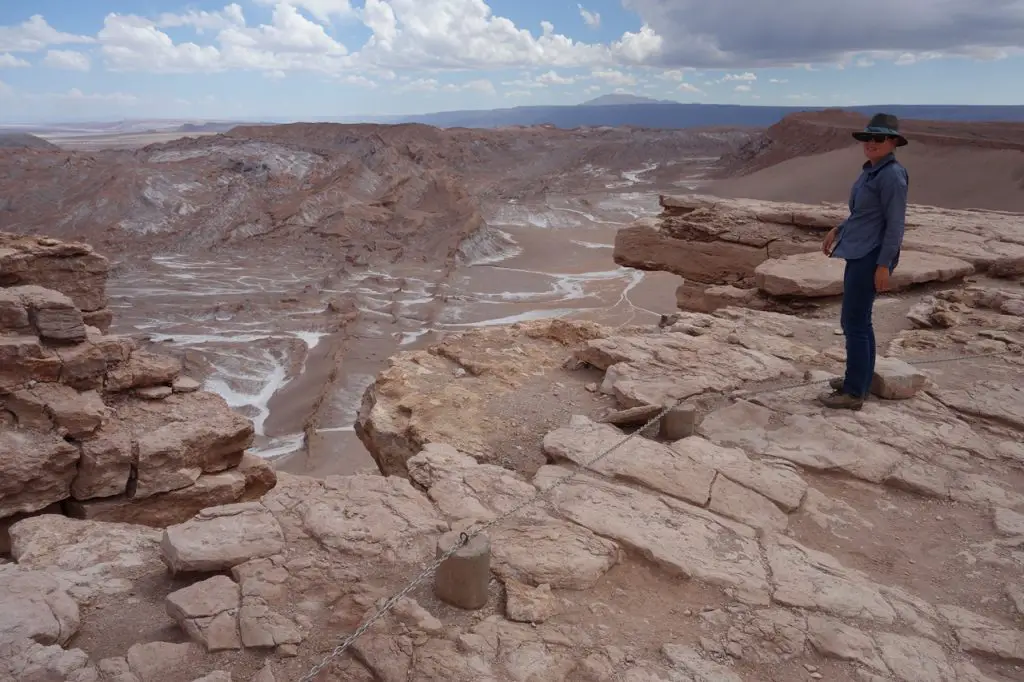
[819,113,909,410]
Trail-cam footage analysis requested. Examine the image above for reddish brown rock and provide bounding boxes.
[115,392,253,498]
[65,455,277,527]
[9,285,85,342]
[0,335,62,392]
[4,384,106,438]
[0,428,80,517]
[55,331,135,391]
[70,419,134,500]
[0,234,109,312]
[0,288,31,334]
[105,350,182,392]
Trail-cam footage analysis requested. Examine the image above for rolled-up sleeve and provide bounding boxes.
[877,167,908,268]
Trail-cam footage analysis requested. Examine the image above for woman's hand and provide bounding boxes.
[874,266,891,292]
[822,228,838,255]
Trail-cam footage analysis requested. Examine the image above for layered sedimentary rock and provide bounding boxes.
[614,194,1023,311]
[0,234,275,552]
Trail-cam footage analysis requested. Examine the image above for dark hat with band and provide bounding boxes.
[852,113,908,147]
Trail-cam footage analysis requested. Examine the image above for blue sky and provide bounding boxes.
[1,0,1022,122]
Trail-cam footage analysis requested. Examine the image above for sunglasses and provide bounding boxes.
[859,134,893,144]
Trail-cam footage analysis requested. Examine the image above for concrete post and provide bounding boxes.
[660,403,698,440]
[434,531,491,610]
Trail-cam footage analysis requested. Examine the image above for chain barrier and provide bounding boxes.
[297,345,1017,681]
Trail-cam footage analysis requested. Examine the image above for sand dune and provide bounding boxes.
[711,141,1024,212]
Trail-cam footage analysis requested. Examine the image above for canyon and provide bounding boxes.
[1,111,1023,681]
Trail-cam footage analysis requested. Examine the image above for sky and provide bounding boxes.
[1,0,1023,122]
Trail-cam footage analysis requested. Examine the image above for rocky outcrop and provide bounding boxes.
[614,194,1023,312]
[0,234,111,329]
[0,234,275,553]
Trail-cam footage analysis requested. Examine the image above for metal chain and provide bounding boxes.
[297,398,679,681]
[297,344,1018,681]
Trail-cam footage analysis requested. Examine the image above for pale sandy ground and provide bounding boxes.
[40,131,219,150]
[712,142,1024,212]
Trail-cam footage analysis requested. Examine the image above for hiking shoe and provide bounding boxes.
[828,377,843,391]
[818,390,864,411]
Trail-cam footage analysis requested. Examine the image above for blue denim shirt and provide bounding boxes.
[831,153,909,269]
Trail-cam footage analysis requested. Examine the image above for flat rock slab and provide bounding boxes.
[932,380,1024,431]
[767,537,897,624]
[0,564,80,647]
[534,465,770,605]
[9,514,163,600]
[166,575,242,651]
[407,443,541,522]
[543,415,716,506]
[161,502,285,574]
[490,519,621,590]
[755,250,974,298]
[577,332,799,408]
[299,474,448,564]
[671,436,808,512]
[699,401,903,484]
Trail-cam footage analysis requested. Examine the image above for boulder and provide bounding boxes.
[504,579,561,623]
[0,638,98,682]
[755,250,974,298]
[871,357,927,400]
[9,284,86,342]
[106,350,182,392]
[0,288,31,334]
[0,563,80,646]
[8,514,163,601]
[161,502,285,574]
[0,428,80,517]
[118,392,254,499]
[0,233,109,312]
[166,575,242,651]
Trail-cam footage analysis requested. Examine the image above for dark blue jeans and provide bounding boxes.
[841,248,886,398]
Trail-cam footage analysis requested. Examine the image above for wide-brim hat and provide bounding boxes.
[852,113,908,147]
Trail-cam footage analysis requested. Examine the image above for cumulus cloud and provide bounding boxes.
[0,53,31,67]
[0,15,93,53]
[734,84,751,92]
[678,82,703,94]
[156,4,246,32]
[590,68,637,86]
[536,70,575,85]
[254,0,354,24]
[578,4,601,29]
[43,50,91,71]
[721,72,756,82]
[355,0,608,69]
[99,14,223,73]
[621,0,1024,67]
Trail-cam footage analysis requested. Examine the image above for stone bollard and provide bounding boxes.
[434,530,491,610]
[659,403,698,440]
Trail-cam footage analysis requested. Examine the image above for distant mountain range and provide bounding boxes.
[6,97,1024,136]
[580,94,680,106]
[383,102,1024,130]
